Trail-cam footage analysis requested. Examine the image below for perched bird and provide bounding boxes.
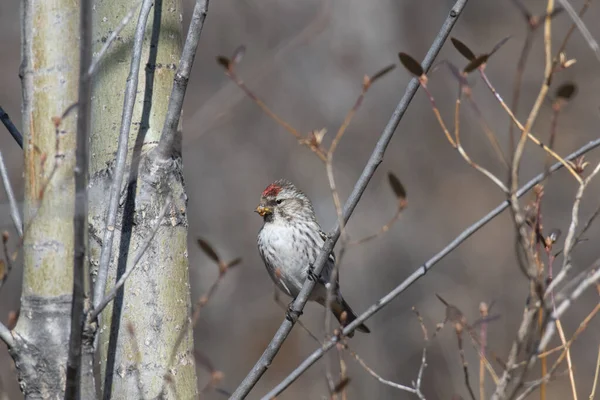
[255,179,370,334]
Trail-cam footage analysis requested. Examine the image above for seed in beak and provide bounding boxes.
[255,206,272,216]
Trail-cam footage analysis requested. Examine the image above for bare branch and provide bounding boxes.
[87,1,142,78]
[346,346,418,395]
[156,0,210,159]
[93,0,155,310]
[0,107,23,149]
[514,301,600,400]
[0,321,13,349]
[547,161,600,295]
[90,197,172,320]
[230,1,470,397]
[556,0,600,64]
[591,345,600,400]
[259,136,600,398]
[538,266,600,352]
[65,0,93,397]
[0,151,23,237]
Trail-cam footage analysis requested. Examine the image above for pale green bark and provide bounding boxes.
[90,1,197,398]
[11,0,80,398]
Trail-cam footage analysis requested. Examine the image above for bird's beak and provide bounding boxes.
[255,205,272,217]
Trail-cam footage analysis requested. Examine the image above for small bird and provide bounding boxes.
[255,179,370,334]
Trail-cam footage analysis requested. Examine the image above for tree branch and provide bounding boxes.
[155,0,209,159]
[230,0,469,397]
[538,265,600,353]
[90,197,171,320]
[555,0,600,64]
[547,161,600,295]
[65,0,93,398]
[0,151,23,237]
[260,136,600,399]
[0,322,13,349]
[0,106,23,149]
[87,1,142,78]
[92,0,155,310]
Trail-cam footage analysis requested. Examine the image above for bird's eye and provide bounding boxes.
[276,199,283,204]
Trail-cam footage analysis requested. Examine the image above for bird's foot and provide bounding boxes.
[285,301,303,323]
[307,263,319,282]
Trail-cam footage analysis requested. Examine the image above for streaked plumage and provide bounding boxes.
[256,179,369,334]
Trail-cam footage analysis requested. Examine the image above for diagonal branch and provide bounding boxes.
[538,265,600,353]
[0,107,23,149]
[155,0,210,159]
[92,0,155,310]
[0,151,23,238]
[0,321,13,349]
[87,1,142,78]
[230,0,469,397]
[261,136,600,399]
[90,197,172,320]
[556,0,600,63]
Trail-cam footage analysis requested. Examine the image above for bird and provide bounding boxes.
[255,179,370,335]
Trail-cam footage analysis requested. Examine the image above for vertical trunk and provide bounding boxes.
[90,0,198,398]
[13,0,80,398]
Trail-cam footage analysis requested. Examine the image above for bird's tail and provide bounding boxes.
[331,296,370,336]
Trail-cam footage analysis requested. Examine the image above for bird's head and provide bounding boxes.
[255,179,315,223]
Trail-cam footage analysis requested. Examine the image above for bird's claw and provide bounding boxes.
[307,263,318,282]
[286,301,303,322]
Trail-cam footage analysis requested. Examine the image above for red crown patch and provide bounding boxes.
[262,183,282,197]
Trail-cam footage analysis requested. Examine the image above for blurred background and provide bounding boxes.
[1,0,600,398]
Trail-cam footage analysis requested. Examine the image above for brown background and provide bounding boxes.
[1,0,599,398]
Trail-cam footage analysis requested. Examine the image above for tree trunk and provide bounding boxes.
[90,0,198,398]
[12,0,80,398]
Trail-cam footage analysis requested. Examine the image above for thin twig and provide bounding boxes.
[273,289,321,344]
[93,0,154,310]
[0,320,13,349]
[87,1,143,78]
[557,0,592,57]
[65,0,93,397]
[0,152,23,237]
[555,318,578,400]
[348,206,405,246]
[547,161,600,295]
[0,107,23,149]
[555,0,600,64]
[538,267,600,353]
[220,66,327,161]
[1,233,14,292]
[515,302,600,369]
[231,2,470,398]
[260,137,600,399]
[514,286,600,400]
[156,0,210,159]
[573,200,600,247]
[479,302,488,400]
[90,198,172,320]
[590,345,600,400]
[478,70,582,183]
[323,73,384,344]
[462,93,509,168]
[419,83,509,192]
[495,3,557,397]
[346,345,418,395]
[509,29,533,158]
[413,307,429,400]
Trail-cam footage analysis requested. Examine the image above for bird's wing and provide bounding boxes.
[316,229,340,288]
